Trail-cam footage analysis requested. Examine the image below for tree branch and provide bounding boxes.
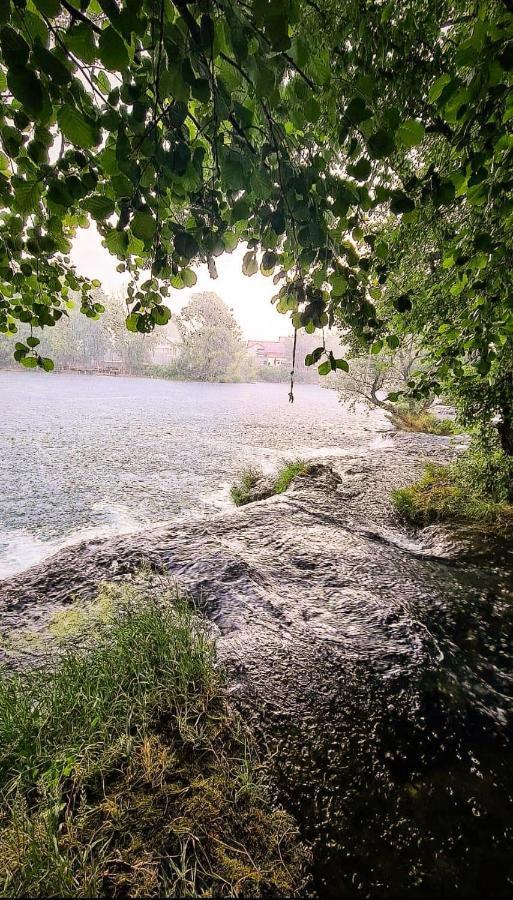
[61,0,102,35]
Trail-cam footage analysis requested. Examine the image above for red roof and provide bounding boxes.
[247,340,288,358]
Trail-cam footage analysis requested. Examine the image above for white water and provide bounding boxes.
[0,372,390,578]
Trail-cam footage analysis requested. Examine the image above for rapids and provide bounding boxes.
[1,426,512,897]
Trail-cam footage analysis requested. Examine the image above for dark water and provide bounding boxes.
[1,373,512,897]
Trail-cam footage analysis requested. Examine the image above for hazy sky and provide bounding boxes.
[71,224,293,341]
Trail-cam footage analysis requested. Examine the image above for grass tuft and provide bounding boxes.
[273,459,310,494]
[390,410,461,436]
[230,467,262,507]
[0,577,308,897]
[392,462,513,529]
[231,460,310,507]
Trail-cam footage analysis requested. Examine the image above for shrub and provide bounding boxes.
[230,467,263,506]
[273,460,309,494]
[390,409,461,436]
[392,454,513,529]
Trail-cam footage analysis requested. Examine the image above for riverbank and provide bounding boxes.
[2,430,513,896]
[0,577,307,898]
[0,364,305,385]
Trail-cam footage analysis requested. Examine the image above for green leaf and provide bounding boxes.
[13,179,42,214]
[242,251,258,276]
[265,13,291,51]
[131,211,156,243]
[21,355,37,368]
[65,24,97,64]
[345,97,372,125]
[181,268,197,287]
[104,228,129,256]
[395,119,425,149]
[153,305,171,326]
[305,347,324,366]
[304,97,321,123]
[390,191,415,214]
[330,273,347,296]
[318,360,331,376]
[191,77,210,103]
[32,45,71,85]
[40,357,54,372]
[7,66,44,116]
[334,358,349,372]
[33,0,61,15]
[0,26,30,67]
[428,73,452,103]
[174,231,199,261]
[368,128,395,159]
[57,105,97,149]
[261,250,277,273]
[348,157,371,181]
[47,179,73,208]
[98,25,129,71]
[83,195,115,220]
[126,312,139,332]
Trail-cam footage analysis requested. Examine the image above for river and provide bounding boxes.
[1,371,513,897]
[0,372,390,579]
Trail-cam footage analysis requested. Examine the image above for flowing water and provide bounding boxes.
[1,371,513,897]
[0,371,392,579]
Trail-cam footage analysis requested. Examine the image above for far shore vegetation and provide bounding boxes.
[231,460,310,507]
[0,577,308,899]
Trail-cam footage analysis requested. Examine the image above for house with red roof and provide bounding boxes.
[247,339,289,368]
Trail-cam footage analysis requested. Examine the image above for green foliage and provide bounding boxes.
[1,0,512,453]
[0,290,160,373]
[0,578,308,898]
[393,447,513,529]
[390,409,461,436]
[230,467,262,507]
[273,459,309,494]
[231,460,309,506]
[175,291,252,382]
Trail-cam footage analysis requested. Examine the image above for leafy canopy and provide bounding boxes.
[0,0,511,408]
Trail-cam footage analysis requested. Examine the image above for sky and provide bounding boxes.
[71,224,294,341]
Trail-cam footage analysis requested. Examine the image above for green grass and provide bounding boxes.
[230,467,262,507]
[0,577,308,898]
[273,460,310,494]
[392,462,513,529]
[390,410,461,436]
[231,460,310,507]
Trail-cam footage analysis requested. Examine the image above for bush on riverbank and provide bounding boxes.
[0,579,308,898]
[231,460,310,507]
[390,408,460,436]
[392,445,513,528]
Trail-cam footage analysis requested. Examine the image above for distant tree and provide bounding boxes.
[176,293,252,382]
[0,291,158,373]
[104,290,158,373]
